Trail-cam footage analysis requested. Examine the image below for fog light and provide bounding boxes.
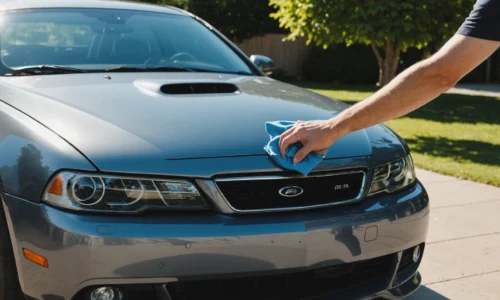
[90,287,123,300]
[412,245,421,263]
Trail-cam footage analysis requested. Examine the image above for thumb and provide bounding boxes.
[293,145,312,164]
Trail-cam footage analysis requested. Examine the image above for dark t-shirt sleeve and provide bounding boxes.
[457,0,500,41]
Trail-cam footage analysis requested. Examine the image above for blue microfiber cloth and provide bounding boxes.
[264,121,324,176]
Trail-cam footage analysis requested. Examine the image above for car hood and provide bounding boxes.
[0,73,398,174]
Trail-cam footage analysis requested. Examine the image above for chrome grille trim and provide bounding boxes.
[212,170,367,213]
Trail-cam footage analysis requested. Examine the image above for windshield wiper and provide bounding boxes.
[5,65,254,77]
[5,65,88,76]
[104,66,253,76]
[104,66,196,73]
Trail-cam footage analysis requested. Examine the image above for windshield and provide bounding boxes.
[0,8,255,75]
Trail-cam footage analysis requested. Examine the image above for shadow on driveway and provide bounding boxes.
[406,286,450,300]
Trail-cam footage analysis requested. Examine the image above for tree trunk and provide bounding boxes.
[371,40,401,86]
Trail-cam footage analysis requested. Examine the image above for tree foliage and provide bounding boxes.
[270,0,474,85]
[188,0,284,42]
[134,0,283,42]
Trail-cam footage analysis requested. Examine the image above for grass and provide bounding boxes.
[299,83,500,187]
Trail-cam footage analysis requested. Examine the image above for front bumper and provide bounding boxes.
[3,182,429,300]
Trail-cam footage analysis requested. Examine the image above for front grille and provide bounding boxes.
[167,254,394,300]
[216,171,365,211]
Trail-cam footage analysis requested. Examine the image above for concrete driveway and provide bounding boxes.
[407,169,500,300]
[447,83,500,97]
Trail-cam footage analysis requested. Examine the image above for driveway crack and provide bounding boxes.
[426,269,500,286]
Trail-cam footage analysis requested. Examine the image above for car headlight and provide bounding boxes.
[369,155,416,195]
[43,171,207,213]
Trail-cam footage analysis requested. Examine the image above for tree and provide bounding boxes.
[270,0,474,86]
[188,0,285,42]
[422,0,475,59]
[134,0,283,42]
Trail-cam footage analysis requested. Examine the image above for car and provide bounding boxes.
[0,0,429,299]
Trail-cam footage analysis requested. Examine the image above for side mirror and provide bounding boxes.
[250,55,275,76]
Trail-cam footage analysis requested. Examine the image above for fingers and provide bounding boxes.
[279,131,301,158]
[278,128,293,151]
[278,129,291,158]
[293,144,312,164]
[279,123,302,157]
[277,120,333,164]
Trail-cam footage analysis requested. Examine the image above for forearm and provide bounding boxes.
[332,58,451,135]
[329,34,500,137]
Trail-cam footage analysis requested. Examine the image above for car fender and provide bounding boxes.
[0,101,96,202]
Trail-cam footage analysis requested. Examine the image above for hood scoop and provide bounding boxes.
[160,83,240,95]
[133,79,242,96]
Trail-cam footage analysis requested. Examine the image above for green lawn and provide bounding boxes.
[300,83,500,187]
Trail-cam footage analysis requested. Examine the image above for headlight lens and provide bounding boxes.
[43,171,207,213]
[369,155,416,195]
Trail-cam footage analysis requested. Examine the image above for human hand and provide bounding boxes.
[278,120,341,164]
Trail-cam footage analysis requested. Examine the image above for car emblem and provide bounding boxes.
[279,186,304,197]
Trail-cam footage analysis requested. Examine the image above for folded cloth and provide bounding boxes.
[264,121,324,176]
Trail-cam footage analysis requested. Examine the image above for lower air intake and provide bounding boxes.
[166,254,394,300]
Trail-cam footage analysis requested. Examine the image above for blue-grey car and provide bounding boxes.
[0,1,429,300]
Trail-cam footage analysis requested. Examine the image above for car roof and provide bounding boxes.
[0,0,188,15]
